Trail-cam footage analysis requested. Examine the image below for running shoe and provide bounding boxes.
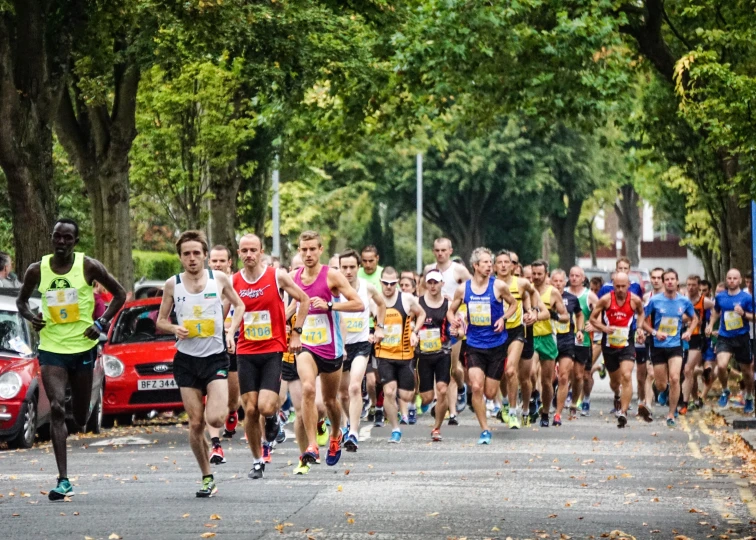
[248,462,264,480]
[344,433,359,452]
[374,408,384,428]
[196,476,217,498]
[569,406,578,419]
[300,444,320,466]
[745,398,754,414]
[491,405,502,419]
[565,391,573,408]
[326,433,343,466]
[477,430,492,445]
[400,415,409,425]
[718,389,731,408]
[276,423,287,444]
[367,406,376,422]
[496,408,506,423]
[48,477,74,501]
[508,412,520,429]
[522,413,531,427]
[540,413,550,428]
[457,384,467,413]
[223,411,238,438]
[678,405,688,416]
[696,397,704,410]
[658,387,669,406]
[287,409,296,423]
[448,415,459,426]
[552,413,562,426]
[431,428,442,441]
[528,397,538,418]
[262,442,272,464]
[316,419,329,446]
[666,417,676,428]
[598,363,607,379]
[361,401,370,419]
[611,395,621,415]
[638,403,653,423]
[389,430,402,443]
[279,409,289,425]
[293,459,310,475]
[617,413,627,428]
[502,402,510,417]
[264,414,280,443]
[420,401,432,415]
[580,401,590,417]
[209,444,226,465]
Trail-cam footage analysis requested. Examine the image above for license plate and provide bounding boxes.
[137,378,177,391]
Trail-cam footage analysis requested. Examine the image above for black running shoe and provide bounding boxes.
[248,462,264,480]
[264,415,279,443]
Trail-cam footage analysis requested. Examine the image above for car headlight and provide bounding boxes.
[103,354,124,378]
[0,372,22,399]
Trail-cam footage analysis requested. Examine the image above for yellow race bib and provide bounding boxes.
[301,314,331,346]
[555,316,571,334]
[724,311,744,331]
[184,319,215,338]
[45,288,81,324]
[469,301,491,326]
[344,317,365,333]
[244,310,272,341]
[418,328,442,353]
[382,324,403,347]
[658,316,678,336]
[608,327,629,348]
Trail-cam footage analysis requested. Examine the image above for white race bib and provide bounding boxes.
[608,327,629,348]
[301,314,332,346]
[658,316,678,336]
[243,310,272,341]
[469,301,491,326]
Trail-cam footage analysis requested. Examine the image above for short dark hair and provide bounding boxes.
[700,279,712,289]
[361,245,379,256]
[176,230,209,255]
[651,267,665,276]
[687,274,701,284]
[663,268,679,281]
[616,256,631,268]
[0,251,10,269]
[55,218,79,237]
[339,248,361,265]
[590,276,604,287]
[210,245,232,259]
[531,259,549,272]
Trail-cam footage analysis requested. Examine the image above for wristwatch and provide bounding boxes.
[293,327,303,334]
[376,323,385,329]
[327,301,333,311]
[94,317,110,332]
[651,330,658,337]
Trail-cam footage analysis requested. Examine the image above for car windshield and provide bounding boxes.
[111,304,177,344]
[0,310,33,356]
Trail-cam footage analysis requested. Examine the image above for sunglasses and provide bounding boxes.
[381,280,398,286]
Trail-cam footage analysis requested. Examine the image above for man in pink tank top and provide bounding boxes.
[291,231,364,470]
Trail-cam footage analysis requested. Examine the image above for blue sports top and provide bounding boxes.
[464,277,507,349]
[644,293,695,348]
[714,290,754,339]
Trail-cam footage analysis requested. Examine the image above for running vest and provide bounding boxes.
[375,293,414,360]
[234,266,287,355]
[533,285,555,337]
[574,288,591,347]
[556,290,577,337]
[341,279,370,345]
[691,294,705,336]
[432,262,460,300]
[173,270,225,357]
[418,296,449,355]
[294,265,342,360]
[464,277,507,349]
[602,291,634,348]
[505,277,523,329]
[38,252,96,354]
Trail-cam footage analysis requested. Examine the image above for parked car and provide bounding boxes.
[582,268,612,287]
[101,297,183,426]
[0,290,104,449]
[133,278,165,300]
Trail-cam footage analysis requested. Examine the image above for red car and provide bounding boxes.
[101,297,183,426]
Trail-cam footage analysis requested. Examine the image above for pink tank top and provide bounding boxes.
[294,265,342,360]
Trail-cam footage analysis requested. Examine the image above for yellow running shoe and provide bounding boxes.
[316,419,328,447]
[293,459,310,475]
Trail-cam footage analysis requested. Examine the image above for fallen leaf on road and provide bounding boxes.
[548,514,557,518]
[344,470,350,475]
[210,514,221,520]
[427,512,439,517]
[20,492,30,498]
[593,437,600,442]
[647,488,656,491]
[347,518,355,524]
[74,512,79,516]
[109,535,122,540]
[345,512,355,516]
[621,473,633,478]
[183,513,190,518]
[337,485,343,492]
[204,524,217,528]
[200,534,216,539]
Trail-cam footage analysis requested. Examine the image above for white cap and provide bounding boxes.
[426,269,444,282]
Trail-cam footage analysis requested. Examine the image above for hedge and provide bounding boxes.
[133,250,183,281]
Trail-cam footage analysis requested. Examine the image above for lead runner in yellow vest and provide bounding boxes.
[16,219,126,501]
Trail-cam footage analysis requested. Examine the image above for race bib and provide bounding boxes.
[469,301,491,326]
[45,288,80,324]
[658,316,678,336]
[244,310,272,341]
[724,310,744,331]
[183,304,216,338]
[301,314,332,346]
[418,328,442,353]
[382,324,403,347]
[344,316,366,333]
[608,327,629,348]
[555,316,571,335]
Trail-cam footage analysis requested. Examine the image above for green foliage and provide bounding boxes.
[132,250,183,280]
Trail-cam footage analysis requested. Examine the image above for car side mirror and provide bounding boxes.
[98,332,108,343]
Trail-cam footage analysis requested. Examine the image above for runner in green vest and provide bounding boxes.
[16,219,126,501]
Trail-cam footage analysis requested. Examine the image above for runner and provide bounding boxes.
[643,268,665,406]
[423,238,472,423]
[206,245,238,465]
[233,234,310,479]
[550,268,584,426]
[680,274,714,414]
[373,267,426,443]
[417,269,453,440]
[358,245,383,425]
[642,269,697,426]
[582,276,606,415]
[338,249,386,452]
[293,231,364,467]
[706,268,755,413]
[589,272,645,428]
[358,245,383,288]
[448,248,517,444]
[155,230,245,497]
[16,219,126,501]
[493,250,536,429]
[530,260,569,428]
[567,266,598,419]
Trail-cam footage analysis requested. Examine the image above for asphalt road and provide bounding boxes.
[1,379,756,540]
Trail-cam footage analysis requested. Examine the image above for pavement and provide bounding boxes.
[2,378,756,540]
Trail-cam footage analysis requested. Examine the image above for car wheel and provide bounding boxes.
[85,387,103,434]
[10,397,38,449]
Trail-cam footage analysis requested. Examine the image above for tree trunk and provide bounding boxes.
[55,57,138,291]
[208,163,242,260]
[614,184,641,267]
[549,196,583,269]
[0,4,82,273]
[588,217,598,267]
